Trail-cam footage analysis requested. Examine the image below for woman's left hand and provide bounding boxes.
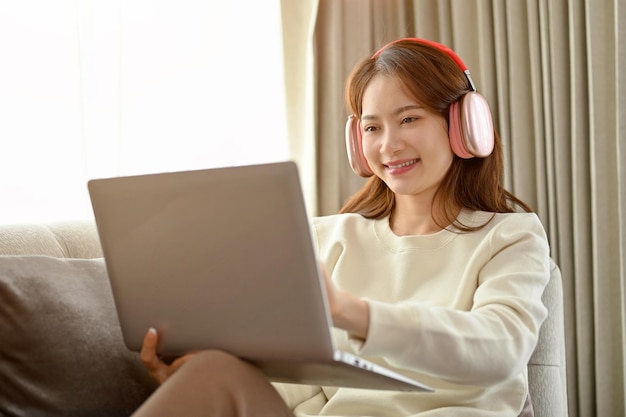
[139,328,196,384]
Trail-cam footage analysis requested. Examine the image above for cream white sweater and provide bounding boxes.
[274,210,551,417]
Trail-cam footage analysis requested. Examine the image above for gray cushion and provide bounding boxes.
[0,255,157,417]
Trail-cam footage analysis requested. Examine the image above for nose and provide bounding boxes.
[379,126,404,155]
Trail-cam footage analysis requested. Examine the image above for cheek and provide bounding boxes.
[428,136,455,171]
[361,138,377,163]
[438,146,455,169]
[441,152,455,173]
[437,130,455,159]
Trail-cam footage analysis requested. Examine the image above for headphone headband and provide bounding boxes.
[373,38,476,92]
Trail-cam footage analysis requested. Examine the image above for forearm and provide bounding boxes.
[354,290,547,386]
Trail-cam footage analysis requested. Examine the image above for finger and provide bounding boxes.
[139,328,161,370]
[139,328,172,384]
[319,263,335,298]
[318,262,331,287]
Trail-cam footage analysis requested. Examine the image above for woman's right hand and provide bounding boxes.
[139,328,196,384]
[319,262,370,340]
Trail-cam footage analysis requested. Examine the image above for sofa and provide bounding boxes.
[0,220,157,416]
[0,219,568,416]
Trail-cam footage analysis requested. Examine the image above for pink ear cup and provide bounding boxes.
[449,92,494,159]
[448,101,474,159]
[459,92,494,158]
[345,115,374,177]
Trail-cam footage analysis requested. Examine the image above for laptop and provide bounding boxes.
[88,161,433,392]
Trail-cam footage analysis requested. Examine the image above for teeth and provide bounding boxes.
[387,159,418,169]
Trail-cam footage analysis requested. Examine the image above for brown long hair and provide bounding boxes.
[339,39,532,232]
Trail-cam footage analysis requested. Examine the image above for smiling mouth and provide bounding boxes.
[385,159,419,169]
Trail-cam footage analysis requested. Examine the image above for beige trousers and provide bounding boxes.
[132,350,294,417]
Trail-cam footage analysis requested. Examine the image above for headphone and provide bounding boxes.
[345,38,495,177]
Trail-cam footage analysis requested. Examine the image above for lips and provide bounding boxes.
[385,159,419,169]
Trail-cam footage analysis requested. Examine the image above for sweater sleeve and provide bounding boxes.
[348,214,551,386]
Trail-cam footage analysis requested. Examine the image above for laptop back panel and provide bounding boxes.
[88,162,334,361]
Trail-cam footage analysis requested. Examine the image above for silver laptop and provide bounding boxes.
[88,161,432,392]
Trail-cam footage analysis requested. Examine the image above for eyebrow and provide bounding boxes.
[361,105,424,121]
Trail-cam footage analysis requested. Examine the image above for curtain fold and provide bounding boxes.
[586,1,625,415]
[280,0,320,215]
[295,0,626,415]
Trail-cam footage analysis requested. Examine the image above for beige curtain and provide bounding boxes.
[280,0,320,215]
[281,0,625,415]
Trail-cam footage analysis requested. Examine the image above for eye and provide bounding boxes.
[401,116,418,124]
[363,125,378,133]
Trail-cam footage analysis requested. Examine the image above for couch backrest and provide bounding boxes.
[0,220,102,258]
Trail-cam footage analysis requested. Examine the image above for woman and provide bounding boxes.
[133,38,550,417]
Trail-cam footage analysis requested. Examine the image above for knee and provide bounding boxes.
[188,349,238,367]
[184,350,255,377]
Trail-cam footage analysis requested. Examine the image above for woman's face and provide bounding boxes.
[360,74,454,201]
